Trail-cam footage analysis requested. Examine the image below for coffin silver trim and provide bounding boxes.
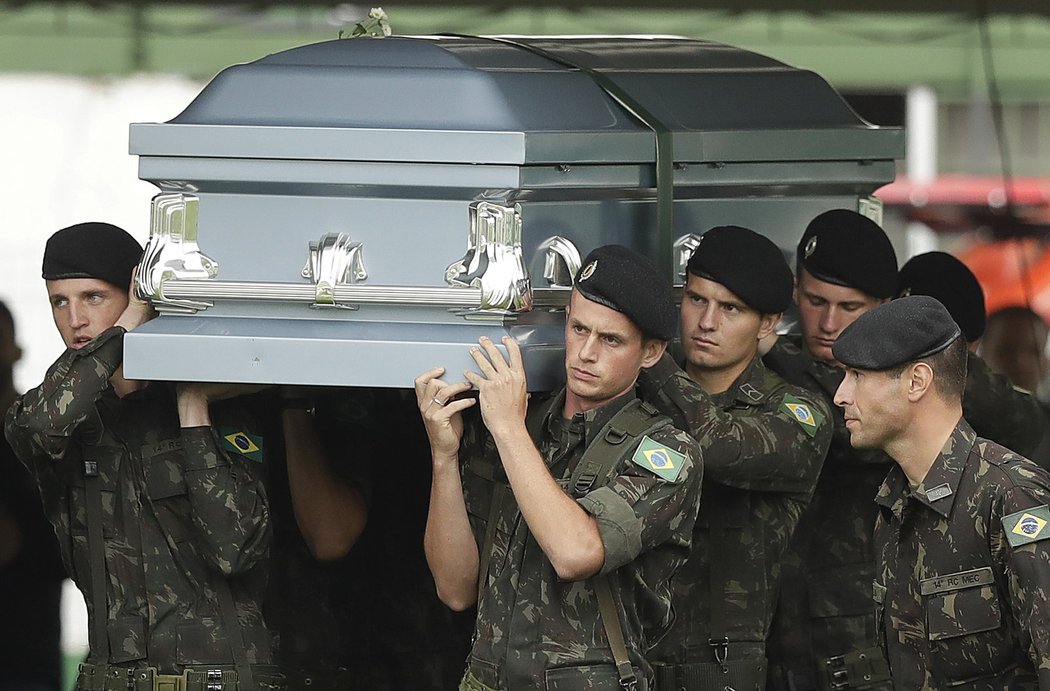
[301,233,368,308]
[444,202,533,313]
[157,280,571,310]
[539,236,582,287]
[673,233,703,283]
[137,192,219,312]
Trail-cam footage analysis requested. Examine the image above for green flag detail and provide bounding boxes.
[631,435,686,483]
[780,394,823,437]
[1002,504,1050,548]
[219,428,264,463]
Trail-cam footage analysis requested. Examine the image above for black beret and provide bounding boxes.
[575,245,676,341]
[797,209,898,299]
[686,225,793,314]
[42,222,143,291]
[833,295,962,370]
[898,251,986,343]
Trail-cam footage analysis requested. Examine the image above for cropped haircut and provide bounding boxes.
[887,335,968,402]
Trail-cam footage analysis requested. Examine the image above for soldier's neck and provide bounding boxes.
[685,353,754,395]
[886,406,963,486]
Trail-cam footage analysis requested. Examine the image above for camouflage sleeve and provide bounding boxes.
[762,337,821,391]
[3,326,124,464]
[992,481,1050,681]
[643,355,830,495]
[577,427,703,576]
[180,424,271,576]
[458,411,494,548]
[965,353,1045,461]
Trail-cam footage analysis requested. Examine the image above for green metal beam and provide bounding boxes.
[1,4,1049,103]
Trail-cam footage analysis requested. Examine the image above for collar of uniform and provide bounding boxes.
[708,355,767,409]
[541,387,638,447]
[876,419,974,517]
[909,419,975,517]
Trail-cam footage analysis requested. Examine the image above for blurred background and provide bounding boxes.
[0,2,1048,687]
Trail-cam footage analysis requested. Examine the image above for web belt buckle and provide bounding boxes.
[824,655,850,690]
[204,670,223,691]
[824,647,888,689]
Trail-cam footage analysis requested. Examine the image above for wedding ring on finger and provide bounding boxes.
[432,396,445,407]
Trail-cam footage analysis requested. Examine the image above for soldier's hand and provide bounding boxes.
[414,367,475,461]
[464,336,527,438]
[114,266,157,332]
[175,382,272,428]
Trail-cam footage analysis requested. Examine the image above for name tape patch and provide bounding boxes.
[919,566,994,596]
[631,435,686,483]
[780,394,824,438]
[1002,504,1050,548]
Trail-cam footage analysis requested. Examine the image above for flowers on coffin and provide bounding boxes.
[340,7,392,39]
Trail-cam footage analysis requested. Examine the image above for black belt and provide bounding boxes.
[76,663,286,691]
[769,647,890,691]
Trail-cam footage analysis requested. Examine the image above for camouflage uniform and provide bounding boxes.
[459,389,703,691]
[640,354,831,690]
[873,420,1050,689]
[3,326,275,681]
[764,337,1050,690]
[762,337,893,691]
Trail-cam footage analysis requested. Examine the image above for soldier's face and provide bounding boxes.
[46,278,129,350]
[564,290,665,412]
[680,274,778,382]
[795,270,887,365]
[834,366,908,450]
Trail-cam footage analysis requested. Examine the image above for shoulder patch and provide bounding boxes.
[219,427,264,463]
[631,435,686,483]
[780,394,824,437]
[1002,505,1050,548]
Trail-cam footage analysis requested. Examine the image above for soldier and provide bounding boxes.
[762,209,898,691]
[640,226,832,690]
[265,387,371,689]
[415,245,704,690]
[898,251,1049,466]
[4,223,282,690]
[266,387,474,690]
[832,295,1050,688]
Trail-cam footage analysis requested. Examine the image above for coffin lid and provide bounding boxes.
[130,35,902,165]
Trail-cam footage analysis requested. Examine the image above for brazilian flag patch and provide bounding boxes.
[780,394,824,438]
[219,428,264,463]
[631,435,686,483]
[1002,505,1050,548]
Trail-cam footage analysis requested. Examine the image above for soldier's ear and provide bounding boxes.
[756,312,781,340]
[639,338,667,369]
[905,362,935,402]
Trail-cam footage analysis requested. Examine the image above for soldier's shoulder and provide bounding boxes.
[971,436,1050,490]
[763,368,829,412]
[647,420,703,460]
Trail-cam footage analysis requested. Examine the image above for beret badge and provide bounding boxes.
[579,260,598,281]
[804,235,818,259]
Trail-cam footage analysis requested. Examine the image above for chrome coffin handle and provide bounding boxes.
[673,233,703,283]
[538,236,582,288]
[137,192,219,313]
[301,233,368,309]
[444,202,533,313]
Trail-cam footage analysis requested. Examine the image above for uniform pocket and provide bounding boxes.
[142,444,193,543]
[921,568,1000,641]
[920,567,1014,684]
